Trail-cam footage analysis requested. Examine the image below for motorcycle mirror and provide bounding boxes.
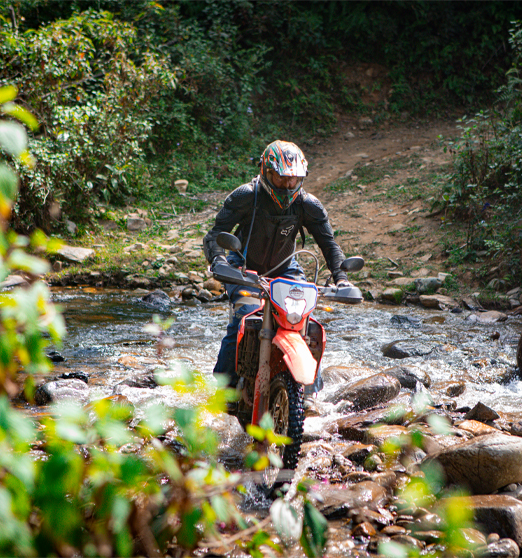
[216,232,242,252]
[341,256,364,273]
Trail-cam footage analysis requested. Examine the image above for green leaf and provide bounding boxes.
[0,85,17,104]
[244,451,260,469]
[0,122,27,156]
[270,498,302,540]
[210,494,231,522]
[259,412,274,431]
[379,540,408,558]
[1,103,39,131]
[246,424,265,441]
[268,452,283,469]
[300,501,328,558]
[0,164,18,203]
[7,249,50,274]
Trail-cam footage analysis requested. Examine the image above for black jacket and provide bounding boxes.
[203,177,348,282]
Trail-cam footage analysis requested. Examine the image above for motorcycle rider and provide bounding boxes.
[203,140,352,393]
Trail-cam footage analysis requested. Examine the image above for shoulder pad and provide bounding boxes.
[224,183,255,208]
[302,192,328,220]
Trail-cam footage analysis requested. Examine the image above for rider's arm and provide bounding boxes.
[301,193,349,284]
[203,184,255,264]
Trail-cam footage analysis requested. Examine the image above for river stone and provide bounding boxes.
[458,420,500,437]
[340,442,376,464]
[419,294,458,309]
[391,314,422,328]
[127,215,149,231]
[517,334,522,371]
[114,373,158,390]
[381,525,407,536]
[35,379,90,405]
[381,287,403,303]
[424,433,522,494]
[415,277,442,293]
[0,274,29,290]
[445,381,466,397]
[365,424,409,447]
[125,275,153,289]
[482,538,520,558]
[382,340,414,359]
[57,245,94,263]
[317,481,389,519]
[141,289,171,309]
[384,365,431,389]
[475,311,509,324]
[352,521,376,537]
[465,402,500,422]
[451,495,522,548]
[327,373,401,409]
[321,365,353,384]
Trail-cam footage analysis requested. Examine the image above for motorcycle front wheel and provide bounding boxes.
[262,370,304,489]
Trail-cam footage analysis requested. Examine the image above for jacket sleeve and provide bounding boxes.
[302,193,348,283]
[203,184,255,263]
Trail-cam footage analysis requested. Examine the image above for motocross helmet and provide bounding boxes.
[259,140,308,210]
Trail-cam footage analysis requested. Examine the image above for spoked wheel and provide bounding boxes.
[262,371,304,490]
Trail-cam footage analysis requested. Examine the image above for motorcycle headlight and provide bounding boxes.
[284,296,306,325]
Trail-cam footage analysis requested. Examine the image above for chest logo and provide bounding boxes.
[281,225,295,236]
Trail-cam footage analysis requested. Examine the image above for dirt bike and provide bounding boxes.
[212,232,364,476]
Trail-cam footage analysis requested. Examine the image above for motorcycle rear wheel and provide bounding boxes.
[265,370,304,479]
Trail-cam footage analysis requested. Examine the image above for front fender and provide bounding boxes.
[272,329,317,385]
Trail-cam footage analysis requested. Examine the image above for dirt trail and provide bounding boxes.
[304,118,460,273]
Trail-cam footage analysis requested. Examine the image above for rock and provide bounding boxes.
[0,274,29,290]
[424,433,522,494]
[382,339,421,359]
[114,373,158,390]
[47,350,65,363]
[340,442,376,464]
[446,381,466,397]
[475,311,509,324]
[98,219,119,231]
[141,289,171,310]
[327,407,401,441]
[317,481,388,519]
[326,373,401,409]
[381,525,407,536]
[419,294,458,309]
[384,365,431,389]
[58,371,88,383]
[35,379,90,405]
[381,288,403,303]
[321,365,353,384]
[415,277,442,293]
[202,278,222,292]
[518,333,522,372]
[390,534,424,549]
[125,275,153,289]
[365,425,409,447]
[458,420,500,437]
[174,179,188,193]
[454,495,522,548]
[352,521,376,537]
[391,315,421,328]
[57,245,94,263]
[482,538,520,558]
[66,220,77,235]
[52,261,63,272]
[196,288,213,302]
[118,355,139,367]
[126,216,148,231]
[465,402,500,422]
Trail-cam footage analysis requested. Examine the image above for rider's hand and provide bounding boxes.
[336,279,354,288]
[211,254,227,272]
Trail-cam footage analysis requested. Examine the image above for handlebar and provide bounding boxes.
[212,262,363,304]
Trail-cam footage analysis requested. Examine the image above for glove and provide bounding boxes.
[336,279,354,288]
[211,255,227,272]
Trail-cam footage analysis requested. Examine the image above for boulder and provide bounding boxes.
[458,420,499,437]
[141,289,171,310]
[415,277,442,293]
[35,379,90,405]
[381,340,432,359]
[317,481,389,519]
[452,495,522,548]
[57,245,94,263]
[474,311,509,324]
[424,433,522,494]
[419,294,458,309]
[326,373,401,410]
[465,402,500,422]
[126,215,149,231]
[391,314,421,328]
[0,275,29,290]
[384,365,431,389]
[381,288,403,303]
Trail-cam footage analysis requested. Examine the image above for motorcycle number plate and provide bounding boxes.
[270,278,318,318]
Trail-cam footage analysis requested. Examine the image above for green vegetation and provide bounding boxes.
[438,21,522,285]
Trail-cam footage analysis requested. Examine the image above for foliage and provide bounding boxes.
[438,21,522,286]
[0,9,176,231]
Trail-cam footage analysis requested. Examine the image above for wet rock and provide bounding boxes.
[384,365,431,389]
[352,521,376,537]
[327,407,406,440]
[413,531,443,544]
[381,525,407,536]
[318,481,389,518]
[125,275,153,289]
[419,294,458,309]
[391,315,421,328]
[340,442,376,464]
[517,333,522,372]
[114,373,158,390]
[118,355,139,367]
[365,425,409,447]
[446,381,466,397]
[415,277,442,293]
[327,373,401,410]
[321,365,353,384]
[195,288,213,302]
[35,379,90,405]
[58,371,88,383]
[390,534,424,549]
[474,311,509,324]
[455,495,522,548]
[47,349,65,362]
[57,245,94,263]
[424,433,522,494]
[415,512,445,531]
[141,289,171,309]
[465,402,500,422]
[481,538,520,558]
[350,506,393,527]
[382,340,415,359]
[458,420,500,437]
[460,527,488,548]
[202,278,222,292]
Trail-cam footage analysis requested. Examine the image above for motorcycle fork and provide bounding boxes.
[251,298,273,425]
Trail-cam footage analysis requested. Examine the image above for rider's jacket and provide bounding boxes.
[203,177,348,283]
